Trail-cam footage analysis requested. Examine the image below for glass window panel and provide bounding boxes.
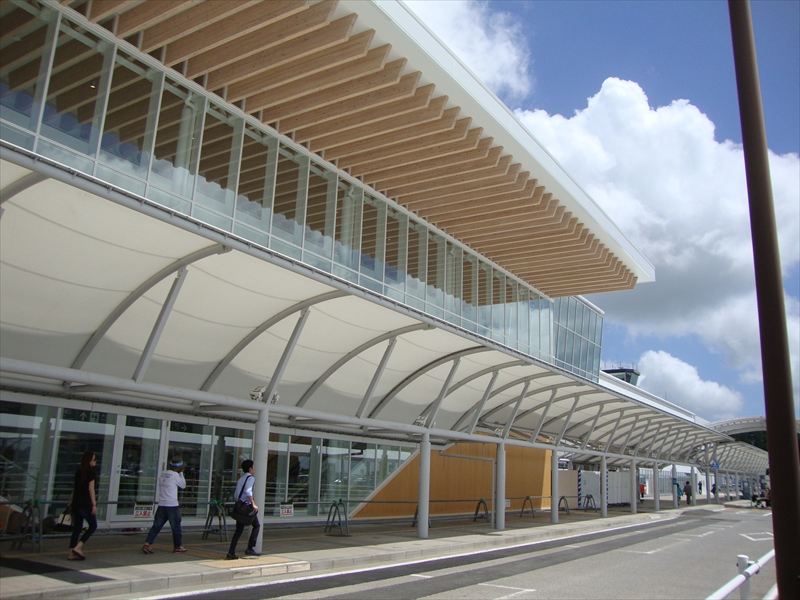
[445,242,462,316]
[567,298,577,332]
[491,270,504,340]
[461,253,477,323]
[210,426,252,505]
[98,51,155,182]
[267,433,287,514]
[477,261,492,334]
[195,104,239,217]
[553,298,561,324]
[272,143,308,248]
[333,179,362,271]
[575,303,585,340]
[541,300,552,359]
[580,339,590,374]
[406,220,427,300]
[555,325,567,362]
[116,416,161,518]
[304,162,336,259]
[349,442,374,502]
[318,439,349,505]
[0,401,58,508]
[235,126,277,233]
[385,207,407,290]
[38,21,112,161]
[595,313,604,345]
[582,304,592,339]
[593,346,601,378]
[149,80,202,199]
[529,297,540,354]
[505,279,518,342]
[375,445,400,488]
[427,232,446,309]
[53,408,115,520]
[0,5,51,138]
[588,311,597,345]
[360,195,385,282]
[168,420,212,517]
[518,287,529,349]
[286,436,311,514]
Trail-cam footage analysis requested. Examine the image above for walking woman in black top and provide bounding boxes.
[68,451,98,560]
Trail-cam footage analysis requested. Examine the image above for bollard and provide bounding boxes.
[737,555,751,600]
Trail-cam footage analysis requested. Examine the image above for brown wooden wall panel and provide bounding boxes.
[353,442,551,518]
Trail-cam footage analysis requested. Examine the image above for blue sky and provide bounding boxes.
[408,0,800,421]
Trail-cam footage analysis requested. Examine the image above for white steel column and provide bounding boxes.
[691,467,697,506]
[630,459,637,514]
[600,455,608,518]
[251,406,270,554]
[496,442,506,530]
[672,464,678,508]
[725,471,731,500]
[705,468,711,504]
[551,450,559,524]
[418,432,431,539]
[653,462,660,511]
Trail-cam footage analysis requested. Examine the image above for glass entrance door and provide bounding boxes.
[166,420,212,518]
[108,416,164,520]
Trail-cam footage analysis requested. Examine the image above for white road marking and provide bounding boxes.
[411,574,433,579]
[618,539,689,554]
[740,532,774,542]
[480,583,537,599]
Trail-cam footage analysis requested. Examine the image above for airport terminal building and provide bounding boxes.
[0,0,767,550]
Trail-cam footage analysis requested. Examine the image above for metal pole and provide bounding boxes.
[691,467,697,506]
[417,432,430,539]
[551,450,559,524]
[728,2,800,596]
[630,459,637,514]
[653,462,660,512]
[672,464,678,509]
[738,554,752,600]
[251,406,269,554]
[496,442,506,530]
[600,455,608,517]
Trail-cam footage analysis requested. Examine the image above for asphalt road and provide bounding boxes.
[147,508,776,599]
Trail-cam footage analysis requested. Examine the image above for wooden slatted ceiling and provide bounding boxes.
[12,0,638,297]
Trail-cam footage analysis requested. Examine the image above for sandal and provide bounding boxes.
[70,549,86,560]
[173,546,187,553]
[141,544,154,555]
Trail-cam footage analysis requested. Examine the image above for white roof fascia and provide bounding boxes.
[598,371,699,423]
[337,0,655,284]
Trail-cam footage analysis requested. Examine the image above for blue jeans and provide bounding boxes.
[145,506,182,548]
[69,507,97,548]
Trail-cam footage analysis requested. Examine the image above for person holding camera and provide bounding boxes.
[142,456,187,554]
[227,459,260,559]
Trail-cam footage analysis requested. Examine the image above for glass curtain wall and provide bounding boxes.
[0,1,611,380]
[553,297,603,380]
[0,400,421,519]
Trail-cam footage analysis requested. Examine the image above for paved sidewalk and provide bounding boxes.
[0,501,751,599]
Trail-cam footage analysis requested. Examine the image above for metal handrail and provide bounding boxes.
[706,550,775,600]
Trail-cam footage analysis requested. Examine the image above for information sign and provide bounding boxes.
[133,503,154,519]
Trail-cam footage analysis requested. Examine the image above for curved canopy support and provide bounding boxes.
[71,244,230,371]
[0,172,47,205]
[201,290,347,392]
[295,323,431,408]
[367,346,491,420]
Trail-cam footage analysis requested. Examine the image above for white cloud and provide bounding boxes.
[515,78,800,407]
[637,350,744,421]
[404,0,533,103]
